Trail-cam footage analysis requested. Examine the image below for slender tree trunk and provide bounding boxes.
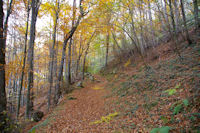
[82,53,87,80]
[139,1,146,54]
[180,0,192,45]
[54,16,83,105]
[193,0,199,29]
[0,0,7,131]
[128,6,145,59]
[155,0,166,34]
[82,31,95,80]
[66,39,72,85]
[16,0,30,118]
[54,0,85,104]
[48,0,59,111]
[3,0,13,47]
[163,0,171,32]
[76,36,83,77]
[173,0,180,32]
[66,0,76,86]
[105,31,109,67]
[26,0,40,119]
[111,31,123,52]
[168,0,182,58]
[148,0,156,47]
[169,0,176,33]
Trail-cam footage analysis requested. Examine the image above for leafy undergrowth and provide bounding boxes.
[102,40,200,132]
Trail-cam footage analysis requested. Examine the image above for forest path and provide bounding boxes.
[34,75,112,133]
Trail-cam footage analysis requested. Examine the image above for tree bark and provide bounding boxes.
[168,0,182,58]
[48,0,60,111]
[193,0,199,29]
[3,0,13,47]
[163,0,171,32]
[66,0,76,86]
[169,0,176,33]
[105,31,109,67]
[76,34,83,77]
[148,0,156,47]
[26,0,40,119]
[180,0,192,45]
[0,0,7,131]
[54,0,85,105]
[16,0,30,118]
[173,0,180,32]
[82,31,96,80]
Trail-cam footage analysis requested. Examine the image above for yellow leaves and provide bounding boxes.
[92,86,103,90]
[89,112,119,125]
[124,58,131,67]
[34,71,45,79]
[15,25,26,35]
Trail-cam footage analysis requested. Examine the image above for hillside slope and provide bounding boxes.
[26,31,200,133]
[101,31,200,132]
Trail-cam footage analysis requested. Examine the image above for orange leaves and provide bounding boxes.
[5,55,27,85]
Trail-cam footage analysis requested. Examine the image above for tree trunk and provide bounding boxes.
[16,0,30,118]
[168,0,182,58]
[0,0,7,131]
[82,31,96,80]
[163,0,171,32]
[148,0,156,47]
[54,0,84,104]
[48,0,59,111]
[169,0,176,33]
[105,31,109,67]
[26,0,40,119]
[3,0,13,47]
[76,35,83,77]
[155,0,166,34]
[66,0,76,86]
[66,39,72,85]
[173,0,180,32]
[180,0,192,45]
[193,0,199,29]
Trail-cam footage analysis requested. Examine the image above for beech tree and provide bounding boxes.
[180,0,192,45]
[54,0,86,104]
[0,0,7,130]
[16,0,30,118]
[47,0,60,111]
[193,0,199,29]
[26,0,40,119]
[66,0,76,86]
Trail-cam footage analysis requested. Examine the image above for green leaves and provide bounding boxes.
[29,128,36,133]
[150,126,171,133]
[164,83,181,96]
[160,116,169,124]
[182,99,189,107]
[173,104,182,115]
[175,83,181,89]
[171,99,189,115]
[164,89,176,96]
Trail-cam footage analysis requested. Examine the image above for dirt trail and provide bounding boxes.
[35,75,112,133]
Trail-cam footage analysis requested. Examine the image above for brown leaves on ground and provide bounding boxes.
[26,30,200,133]
[32,75,116,133]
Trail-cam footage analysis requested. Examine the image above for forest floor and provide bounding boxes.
[26,30,200,133]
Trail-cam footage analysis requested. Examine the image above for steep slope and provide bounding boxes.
[26,30,200,133]
[100,31,200,132]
